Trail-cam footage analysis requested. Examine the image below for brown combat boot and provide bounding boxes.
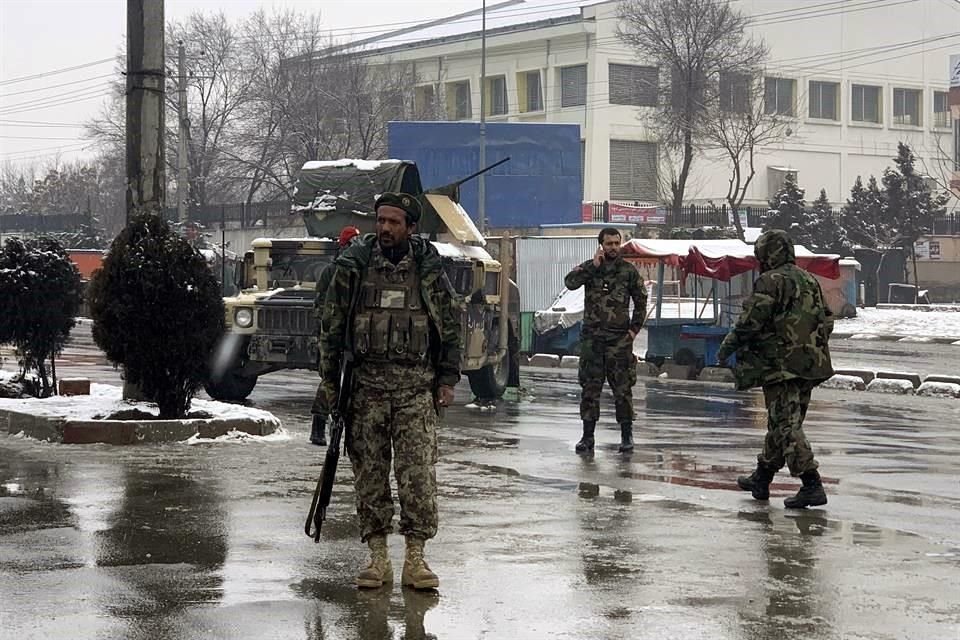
[356,534,393,589]
[402,537,439,590]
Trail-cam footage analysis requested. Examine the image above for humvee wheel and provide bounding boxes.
[467,326,519,400]
[204,368,258,402]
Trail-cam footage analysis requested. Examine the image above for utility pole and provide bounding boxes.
[478,0,487,236]
[126,0,165,223]
[177,40,189,223]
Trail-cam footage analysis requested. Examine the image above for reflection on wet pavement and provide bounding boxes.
[1,372,959,638]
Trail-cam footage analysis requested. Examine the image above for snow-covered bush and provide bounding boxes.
[88,213,224,418]
[0,237,83,397]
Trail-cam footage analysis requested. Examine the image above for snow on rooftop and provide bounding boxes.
[301,159,401,171]
[340,0,609,54]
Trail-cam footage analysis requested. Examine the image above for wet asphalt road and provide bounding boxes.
[1,340,959,639]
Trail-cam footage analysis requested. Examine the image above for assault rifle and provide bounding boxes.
[305,351,354,542]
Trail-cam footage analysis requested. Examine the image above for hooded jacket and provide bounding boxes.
[318,233,462,389]
[718,229,834,390]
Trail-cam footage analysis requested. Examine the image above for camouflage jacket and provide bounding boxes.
[313,261,336,322]
[319,234,462,389]
[718,230,834,390]
[564,256,647,338]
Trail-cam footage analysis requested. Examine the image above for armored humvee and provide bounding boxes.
[205,159,520,402]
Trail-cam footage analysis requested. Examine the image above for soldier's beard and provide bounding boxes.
[380,237,410,264]
[604,250,619,261]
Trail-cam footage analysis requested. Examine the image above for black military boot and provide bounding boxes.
[309,414,327,446]
[784,470,827,509]
[617,422,634,453]
[575,421,596,454]
[737,463,776,500]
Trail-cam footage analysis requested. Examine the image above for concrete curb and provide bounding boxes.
[519,357,959,401]
[1,407,279,445]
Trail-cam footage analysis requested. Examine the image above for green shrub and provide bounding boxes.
[88,214,224,418]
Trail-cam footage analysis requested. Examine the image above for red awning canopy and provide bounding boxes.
[621,239,840,281]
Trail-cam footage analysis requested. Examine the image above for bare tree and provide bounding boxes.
[704,73,791,239]
[617,0,767,218]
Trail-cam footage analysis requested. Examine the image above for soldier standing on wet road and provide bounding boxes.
[309,226,361,446]
[319,193,461,590]
[717,229,834,509]
[564,228,647,454]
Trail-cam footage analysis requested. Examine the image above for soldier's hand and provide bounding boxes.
[592,245,604,267]
[436,385,455,407]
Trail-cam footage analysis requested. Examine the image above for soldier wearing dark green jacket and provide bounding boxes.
[319,193,460,591]
[717,229,834,509]
[564,228,647,454]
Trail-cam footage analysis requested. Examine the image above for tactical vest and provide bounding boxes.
[353,255,431,365]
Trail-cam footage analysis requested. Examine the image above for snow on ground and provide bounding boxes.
[0,380,282,430]
[821,375,867,391]
[835,307,960,339]
[866,378,916,395]
[917,382,960,399]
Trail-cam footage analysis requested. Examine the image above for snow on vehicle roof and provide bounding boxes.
[431,241,493,262]
[300,159,402,171]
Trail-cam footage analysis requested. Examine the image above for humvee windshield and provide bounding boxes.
[268,253,331,287]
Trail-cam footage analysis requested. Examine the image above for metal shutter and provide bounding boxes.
[609,64,658,106]
[561,65,587,107]
[609,140,658,201]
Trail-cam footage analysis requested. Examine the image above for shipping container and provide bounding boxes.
[387,121,583,229]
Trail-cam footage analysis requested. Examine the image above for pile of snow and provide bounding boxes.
[0,382,281,428]
[916,382,960,399]
[866,378,915,395]
[184,428,289,445]
[821,375,867,391]
[836,308,960,339]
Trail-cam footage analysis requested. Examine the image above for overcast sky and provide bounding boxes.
[0,0,482,167]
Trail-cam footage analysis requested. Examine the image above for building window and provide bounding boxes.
[609,140,658,201]
[851,84,881,124]
[720,72,751,113]
[485,75,508,116]
[671,67,706,112]
[608,64,658,107]
[560,64,587,108]
[517,70,543,112]
[414,85,436,119]
[764,77,795,116]
[808,80,839,120]
[934,91,949,128]
[446,80,471,120]
[892,88,922,126]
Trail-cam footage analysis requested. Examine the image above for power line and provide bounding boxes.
[0,73,117,98]
[0,58,115,86]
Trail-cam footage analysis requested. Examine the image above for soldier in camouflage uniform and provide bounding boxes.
[717,229,834,509]
[564,228,647,454]
[319,193,461,590]
[309,226,360,446]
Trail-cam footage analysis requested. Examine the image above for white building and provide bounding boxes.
[346,0,957,209]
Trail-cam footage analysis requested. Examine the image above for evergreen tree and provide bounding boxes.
[0,237,83,397]
[88,213,225,418]
[840,175,895,249]
[765,172,812,246]
[807,189,848,254]
[881,142,949,295]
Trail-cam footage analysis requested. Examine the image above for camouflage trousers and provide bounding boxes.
[759,379,820,477]
[310,381,327,419]
[346,382,439,542]
[578,332,637,424]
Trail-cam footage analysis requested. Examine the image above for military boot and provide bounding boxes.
[737,463,776,500]
[356,534,393,589]
[617,422,634,453]
[784,470,828,509]
[309,414,327,446]
[402,537,439,590]
[575,421,596,454]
